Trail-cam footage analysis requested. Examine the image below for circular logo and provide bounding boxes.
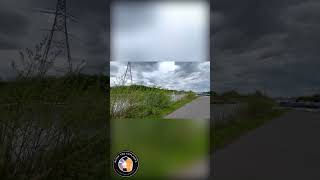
[114,151,139,177]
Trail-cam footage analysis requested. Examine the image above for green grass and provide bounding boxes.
[212,95,285,151]
[111,118,208,179]
[110,85,196,119]
[0,75,109,179]
[213,110,284,151]
[110,85,205,179]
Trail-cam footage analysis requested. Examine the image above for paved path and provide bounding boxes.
[165,96,210,120]
[214,110,320,180]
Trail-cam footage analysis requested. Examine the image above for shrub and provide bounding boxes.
[110,85,175,119]
[0,75,108,179]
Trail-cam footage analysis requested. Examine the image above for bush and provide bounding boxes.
[144,91,171,109]
[123,91,171,118]
[110,85,179,119]
[0,75,108,179]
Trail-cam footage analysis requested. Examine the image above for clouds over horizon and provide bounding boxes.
[110,61,210,92]
[212,0,320,97]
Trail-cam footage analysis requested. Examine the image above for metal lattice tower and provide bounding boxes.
[41,0,72,75]
[122,62,133,85]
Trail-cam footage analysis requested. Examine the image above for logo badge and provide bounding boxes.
[114,151,139,177]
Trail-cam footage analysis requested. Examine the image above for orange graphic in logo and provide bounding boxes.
[118,156,133,172]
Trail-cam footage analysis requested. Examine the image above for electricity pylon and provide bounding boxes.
[40,0,74,75]
[122,62,133,85]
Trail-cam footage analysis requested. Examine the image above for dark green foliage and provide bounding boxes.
[144,91,170,108]
[0,75,109,179]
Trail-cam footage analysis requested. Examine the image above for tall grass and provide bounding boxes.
[110,85,195,119]
[0,75,108,179]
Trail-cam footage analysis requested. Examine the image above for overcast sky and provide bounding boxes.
[111,1,209,61]
[1,0,320,97]
[0,0,107,79]
[212,0,320,97]
[110,61,210,92]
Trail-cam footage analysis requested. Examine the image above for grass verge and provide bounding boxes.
[212,95,285,151]
[213,109,284,151]
[111,118,208,179]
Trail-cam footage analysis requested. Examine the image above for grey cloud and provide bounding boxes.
[110,63,118,74]
[131,62,159,72]
[0,10,30,50]
[111,2,156,33]
[0,37,19,50]
[212,0,320,96]
[0,10,29,37]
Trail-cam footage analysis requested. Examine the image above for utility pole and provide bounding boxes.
[39,0,74,75]
[122,62,133,85]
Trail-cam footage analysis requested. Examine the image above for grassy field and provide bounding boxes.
[111,118,208,179]
[0,75,109,179]
[110,85,208,179]
[212,92,284,151]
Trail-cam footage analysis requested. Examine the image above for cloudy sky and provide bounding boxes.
[0,0,107,79]
[212,0,320,97]
[111,1,209,61]
[1,0,320,97]
[110,61,210,92]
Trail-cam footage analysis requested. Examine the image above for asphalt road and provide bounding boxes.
[165,96,210,120]
[213,110,320,180]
